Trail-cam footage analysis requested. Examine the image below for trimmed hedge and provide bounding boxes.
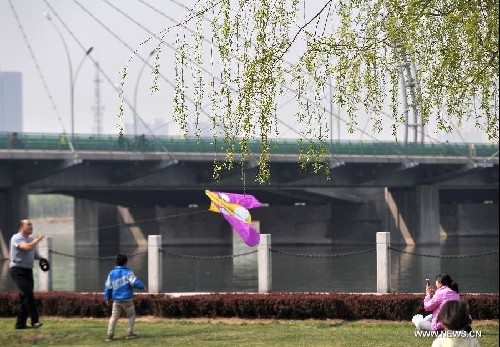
[0,292,497,320]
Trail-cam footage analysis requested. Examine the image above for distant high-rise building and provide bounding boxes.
[0,71,23,133]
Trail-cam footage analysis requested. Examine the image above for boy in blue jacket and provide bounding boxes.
[104,254,145,341]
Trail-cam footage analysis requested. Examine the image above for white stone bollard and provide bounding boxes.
[376,232,391,293]
[148,235,162,293]
[38,237,52,292]
[258,234,272,293]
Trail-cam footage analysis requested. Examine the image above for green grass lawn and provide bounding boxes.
[0,317,498,347]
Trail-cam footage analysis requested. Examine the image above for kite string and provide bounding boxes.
[72,209,209,234]
[242,161,247,196]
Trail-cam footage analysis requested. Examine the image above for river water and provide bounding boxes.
[1,220,498,294]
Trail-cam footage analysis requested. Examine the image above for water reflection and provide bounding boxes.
[272,245,377,293]
[162,246,235,292]
[0,220,498,293]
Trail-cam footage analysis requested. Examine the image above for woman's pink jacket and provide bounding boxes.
[424,285,460,331]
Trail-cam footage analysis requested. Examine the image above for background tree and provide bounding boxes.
[119,0,499,184]
[29,194,73,219]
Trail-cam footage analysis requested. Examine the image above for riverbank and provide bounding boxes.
[32,216,73,224]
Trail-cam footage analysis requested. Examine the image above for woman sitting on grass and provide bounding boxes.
[412,274,460,331]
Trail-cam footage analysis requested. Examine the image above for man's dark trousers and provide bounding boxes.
[10,267,39,328]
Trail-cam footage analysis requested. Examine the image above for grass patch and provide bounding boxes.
[0,317,498,346]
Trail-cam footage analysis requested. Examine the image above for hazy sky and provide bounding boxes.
[0,0,486,142]
[1,0,197,136]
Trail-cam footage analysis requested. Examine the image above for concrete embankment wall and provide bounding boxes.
[441,203,499,237]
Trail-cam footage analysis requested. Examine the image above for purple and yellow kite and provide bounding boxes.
[205,190,261,247]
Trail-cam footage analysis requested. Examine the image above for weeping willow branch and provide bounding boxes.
[119,0,499,184]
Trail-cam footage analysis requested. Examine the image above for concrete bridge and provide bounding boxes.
[0,133,498,256]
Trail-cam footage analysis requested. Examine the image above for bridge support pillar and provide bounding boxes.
[386,185,440,245]
[0,186,28,259]
[415,185,440,244]
[74,198,120,292]
[118,206,159,247]
[74,198,119,255]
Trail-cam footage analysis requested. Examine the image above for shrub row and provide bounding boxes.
[0,292,497,321]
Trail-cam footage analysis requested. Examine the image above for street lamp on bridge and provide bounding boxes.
[133,49,156,137]
[43,12,93,139]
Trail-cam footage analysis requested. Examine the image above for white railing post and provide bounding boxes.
[258,234,272,293]
[376,232,391,293]
[38,236,52,292]
[148,235,162,293]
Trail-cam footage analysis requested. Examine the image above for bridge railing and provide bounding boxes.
[0,132,498,158]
